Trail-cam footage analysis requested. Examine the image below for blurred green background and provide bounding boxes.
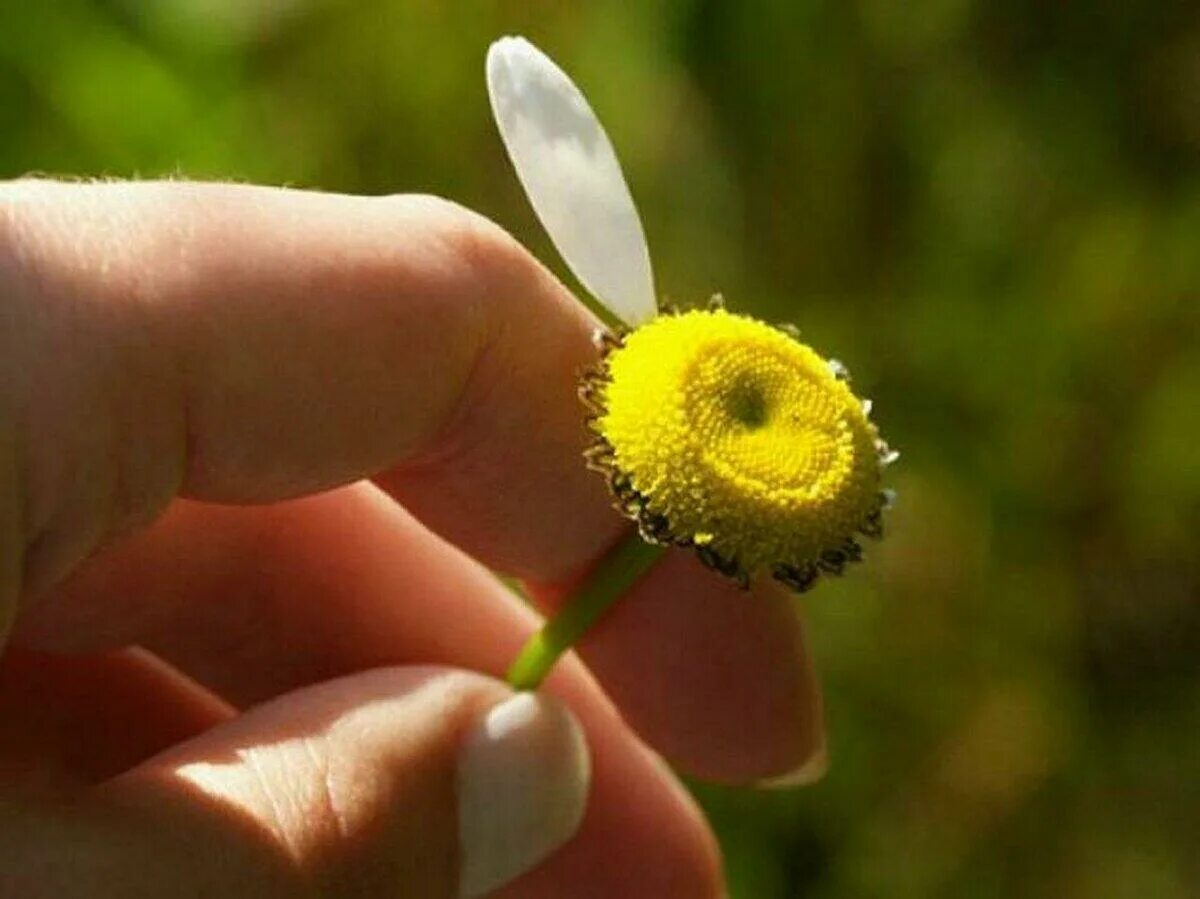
[5,1,1198,896]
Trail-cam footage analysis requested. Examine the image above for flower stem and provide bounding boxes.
[506,532,667,691]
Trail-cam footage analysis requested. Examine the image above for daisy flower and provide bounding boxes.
[486,37,896,689]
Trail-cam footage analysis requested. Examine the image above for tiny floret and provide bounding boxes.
[584,307,892,591]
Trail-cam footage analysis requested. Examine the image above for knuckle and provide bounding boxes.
[0,179,186,596]
[386,193,532,291]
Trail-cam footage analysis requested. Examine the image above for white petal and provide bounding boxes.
[827,358,850,382]
[486,36,656,326]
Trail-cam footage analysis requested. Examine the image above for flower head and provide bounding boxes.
[487,37,895,592]
[585,306,889,588]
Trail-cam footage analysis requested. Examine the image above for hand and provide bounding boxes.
[0,181,825,898]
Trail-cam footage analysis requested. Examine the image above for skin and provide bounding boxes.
[0,181,825,898]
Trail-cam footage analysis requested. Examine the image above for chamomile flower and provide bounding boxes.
[487,36,895,600]
[487,37,899,689]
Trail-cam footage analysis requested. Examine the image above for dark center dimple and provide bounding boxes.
[725,380,768,428]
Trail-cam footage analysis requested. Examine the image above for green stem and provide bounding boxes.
[507,532,667,691]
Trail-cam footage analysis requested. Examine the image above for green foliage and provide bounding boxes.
[5,1,1197,895]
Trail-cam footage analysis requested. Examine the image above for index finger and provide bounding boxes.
[4,180,824,781]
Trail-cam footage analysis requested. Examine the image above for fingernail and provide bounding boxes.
[457,692,590,898]
[756,739,828,790]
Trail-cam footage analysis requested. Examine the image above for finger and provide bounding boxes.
[5,180,820,779]
[3,179,608,592]
[0,647,230,791]
[0,667,720,898]
[19,484,822,783]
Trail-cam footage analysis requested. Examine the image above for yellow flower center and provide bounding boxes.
[592,308,884,580]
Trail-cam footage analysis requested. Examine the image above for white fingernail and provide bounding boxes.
[756,740,829,790]
[457,693,590,898]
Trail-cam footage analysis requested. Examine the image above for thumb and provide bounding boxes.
[50,668,589,898]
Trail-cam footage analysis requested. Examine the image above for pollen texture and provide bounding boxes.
[585,308,890,591]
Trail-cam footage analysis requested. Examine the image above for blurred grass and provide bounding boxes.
[4,1,1198,895]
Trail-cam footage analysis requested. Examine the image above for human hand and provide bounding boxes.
[0,180,825,897]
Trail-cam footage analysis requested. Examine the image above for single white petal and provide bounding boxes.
[486,36,656,326]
